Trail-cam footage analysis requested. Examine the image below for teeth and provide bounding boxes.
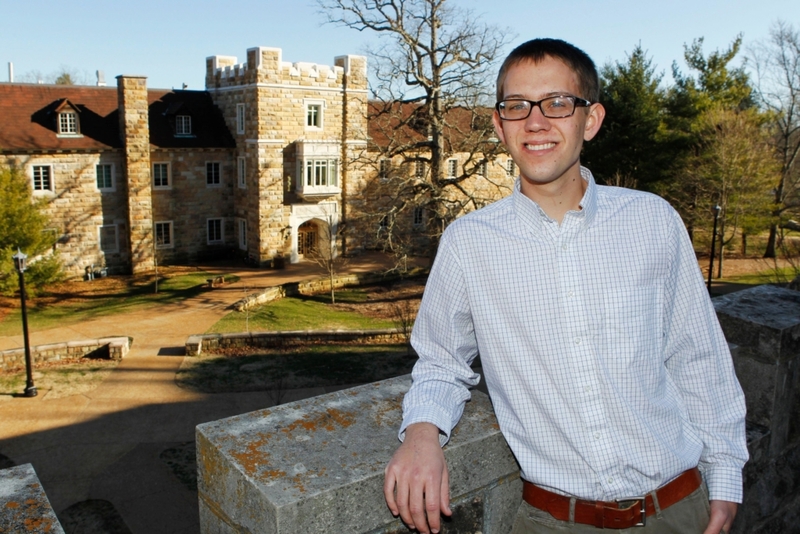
[525,142,555,151]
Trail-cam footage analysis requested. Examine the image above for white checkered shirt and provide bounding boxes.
[401,168,748,503]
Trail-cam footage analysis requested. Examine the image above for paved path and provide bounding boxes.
[0,253,403,534]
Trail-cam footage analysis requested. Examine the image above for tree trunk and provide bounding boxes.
[764,224,778,258]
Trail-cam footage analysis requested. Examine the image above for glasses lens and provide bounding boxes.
[499,100,531,120]
[540,96,575,118]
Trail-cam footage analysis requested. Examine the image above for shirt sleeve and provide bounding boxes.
[399,228,481,445]
[661,207,749,503]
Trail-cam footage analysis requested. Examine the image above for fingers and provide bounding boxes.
[703,500,737,534]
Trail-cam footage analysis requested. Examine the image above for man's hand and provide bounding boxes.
[384,423,452,533]
[703,500,738,534]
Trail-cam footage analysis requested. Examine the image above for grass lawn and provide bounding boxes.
[0,272,238,336]
[721,265,797,285]
[176,343,416,394]
[206,289,397,333]
[0,359,119,399]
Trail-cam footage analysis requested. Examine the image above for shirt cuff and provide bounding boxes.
[702,464,744,503]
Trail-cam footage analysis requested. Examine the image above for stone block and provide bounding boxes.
[0,463,64,533]
[197,376,519,534]
[714,285,800,455]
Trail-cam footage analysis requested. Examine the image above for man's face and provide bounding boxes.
[492,57,604,192]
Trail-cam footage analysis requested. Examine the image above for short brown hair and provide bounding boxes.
[496,38,600,103]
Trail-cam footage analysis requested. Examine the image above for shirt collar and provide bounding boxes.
[512,166,598,232]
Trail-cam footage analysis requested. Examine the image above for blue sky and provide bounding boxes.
[2,0,797,90]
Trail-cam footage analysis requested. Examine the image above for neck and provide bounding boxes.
[520,170,587,224]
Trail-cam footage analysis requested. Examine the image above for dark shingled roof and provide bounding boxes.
[0,83,235,152]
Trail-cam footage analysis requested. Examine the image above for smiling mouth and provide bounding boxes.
[524,142,556,151]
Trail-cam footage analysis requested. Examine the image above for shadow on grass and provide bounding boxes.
[176,344,417,394]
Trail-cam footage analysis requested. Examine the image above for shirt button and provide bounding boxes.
[608,477,614,484]
[584,385,591,393]
[594,432,601,440]
[574,337,582,345]
[562,244,568,251]
[568,291,574,298]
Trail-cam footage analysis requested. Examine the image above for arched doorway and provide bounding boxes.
[297,221,318,258]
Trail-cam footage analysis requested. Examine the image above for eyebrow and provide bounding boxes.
[502,91,575,100]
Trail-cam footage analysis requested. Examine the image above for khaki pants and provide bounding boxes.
[511,483,711,533]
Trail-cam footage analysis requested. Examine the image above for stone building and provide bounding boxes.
[0,46,512,279]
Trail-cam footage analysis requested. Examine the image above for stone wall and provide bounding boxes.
[1,151,130,278]
[196,376,521,534]
[713,285,800,534]
[0,337,130,372]
[0,464,64,534]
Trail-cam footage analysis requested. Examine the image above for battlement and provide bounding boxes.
[205,46,366,90]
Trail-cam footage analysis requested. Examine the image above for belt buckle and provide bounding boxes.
[615,496,646,527]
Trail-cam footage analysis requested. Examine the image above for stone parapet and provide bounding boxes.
[713,285,800,533]
[0,464,64,533]
[0,337,130,372]
[197,375,520,533]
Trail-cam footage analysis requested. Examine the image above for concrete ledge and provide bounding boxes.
[0,336,130,372]
[186,329,406,356]
[197,375,521,533]
[0,463,65,533]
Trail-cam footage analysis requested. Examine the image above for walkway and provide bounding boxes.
[0,253,402,534]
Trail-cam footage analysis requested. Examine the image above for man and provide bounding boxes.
[383,38,747,534]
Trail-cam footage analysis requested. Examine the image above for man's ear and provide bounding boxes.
[492,110,507,146]
[583,103,605,142]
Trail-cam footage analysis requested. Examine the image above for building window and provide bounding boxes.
[98,224,119,253]
[479,161,489,177]
[447,159,458,178]
[32,165,53,192]
[96,164,114,191]
[506,159,516,177]
[175,115,191,135]
[206,162,221,186]
[305,159,338,187]
[413,207,424,227]
[237,157,246,189]
[207,218,223,244]
[59,112,78,134]
[238,218,247,250]
[153,163,170,188]
[155,221,173,248]
[415,160,425,179]
[305,100,323,129]
[236,103,246,134]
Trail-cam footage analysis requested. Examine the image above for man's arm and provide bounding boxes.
[661,207,748,504]
[384,423,452,534]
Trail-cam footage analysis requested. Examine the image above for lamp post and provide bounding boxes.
[12,249,37,397]
[707,205,721,291]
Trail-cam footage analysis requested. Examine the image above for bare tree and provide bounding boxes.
[749,21,800,257]
[306,209,347,304]
[318,0,514,261]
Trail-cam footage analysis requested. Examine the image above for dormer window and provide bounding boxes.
[53,99,82,137]
[175,115,192,135]
[59,112,77,134]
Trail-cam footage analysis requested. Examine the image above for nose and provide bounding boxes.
[524,104,551,131]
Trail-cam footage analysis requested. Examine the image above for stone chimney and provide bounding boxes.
[117,75,154,273]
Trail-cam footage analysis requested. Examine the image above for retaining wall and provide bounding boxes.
[0,337,130,372]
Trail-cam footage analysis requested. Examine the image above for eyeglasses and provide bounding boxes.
[495,95,593,120]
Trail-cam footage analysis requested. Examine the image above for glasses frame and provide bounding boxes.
[495,95,593,121]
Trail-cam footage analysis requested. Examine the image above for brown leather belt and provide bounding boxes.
[522,467,702,529]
